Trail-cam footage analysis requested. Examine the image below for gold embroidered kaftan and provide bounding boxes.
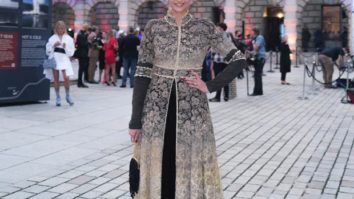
[130,13,246,199]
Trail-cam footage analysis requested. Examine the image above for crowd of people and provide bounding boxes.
[45,21,142,106]
[45,20,295,106]
[45,19,350,107]
[202,23,293,101]
[75,24,141,88]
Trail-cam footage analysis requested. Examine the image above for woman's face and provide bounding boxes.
[56,25,65,35]
[169,0,193,15]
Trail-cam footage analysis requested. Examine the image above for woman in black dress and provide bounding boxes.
[279,35,291,85]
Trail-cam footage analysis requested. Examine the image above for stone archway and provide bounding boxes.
[189,0,218,22]
[234,0,284,31]
[238,0,285,50]
[89,1,119,32]
[52,2,75,30]
[130,0,221,29]
[296,0,352,50]
[136,1,167,29]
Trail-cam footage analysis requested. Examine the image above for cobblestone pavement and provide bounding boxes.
[0,62,354,199]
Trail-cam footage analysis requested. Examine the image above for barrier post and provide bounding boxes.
[294,46,300,68]
[274,47,280,69]
[341,57,353,104]
[298,59,309,100]
[310,59,319,95]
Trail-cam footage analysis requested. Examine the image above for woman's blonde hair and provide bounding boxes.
[106,30,114,38]
[54,21,67,35]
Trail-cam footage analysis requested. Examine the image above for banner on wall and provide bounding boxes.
[0,0,51,104]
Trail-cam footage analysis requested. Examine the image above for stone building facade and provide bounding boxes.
[52,0,353,52]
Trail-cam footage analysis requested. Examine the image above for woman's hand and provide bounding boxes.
[182,71,209,93]
[54,41,61,47]
[129,129,140,143]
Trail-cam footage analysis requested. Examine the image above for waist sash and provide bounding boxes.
[153,66,202,79]
[54,47,66,54]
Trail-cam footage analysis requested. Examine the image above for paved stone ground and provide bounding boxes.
[0,60,354,199]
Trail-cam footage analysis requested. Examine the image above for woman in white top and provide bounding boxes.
[45,21,75,106]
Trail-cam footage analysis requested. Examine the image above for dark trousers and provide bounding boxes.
[253,58,265,95]
[78,57,89,84]
[281,72,287,81]
[214,62,229,99]
[122,57,138,86]
[161,82,176,199]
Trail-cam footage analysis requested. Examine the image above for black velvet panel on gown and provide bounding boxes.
[161,81,176,199]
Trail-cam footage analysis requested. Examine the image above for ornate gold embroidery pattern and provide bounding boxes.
[135,66,153,78]
[133,14,239,199]
[153,66,202,78]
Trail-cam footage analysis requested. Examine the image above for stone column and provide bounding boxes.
[283,0,297,51]
[73,0,86,32]
[223,0,237,33]
[223,0,238,99]
[118,0,129,31]
[351,2,354,53]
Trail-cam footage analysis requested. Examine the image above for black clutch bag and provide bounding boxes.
[129,144,140,198]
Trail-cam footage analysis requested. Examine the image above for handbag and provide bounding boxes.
[42,57,56,69]
[129,143,140,198]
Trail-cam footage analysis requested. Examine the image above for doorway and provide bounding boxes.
[263,7,284,51]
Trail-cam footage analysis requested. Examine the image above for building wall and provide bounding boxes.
[52,2,75,30]
[136,1,167,29]
[89,2,119,32]
[131,0,218,30]
[51,0,353,52]
[300,0,349,50]
[190,0,217,20]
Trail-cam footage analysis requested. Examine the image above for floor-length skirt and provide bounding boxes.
[161,81,176,199]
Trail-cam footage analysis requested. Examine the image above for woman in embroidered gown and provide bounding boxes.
[128,0,246,198]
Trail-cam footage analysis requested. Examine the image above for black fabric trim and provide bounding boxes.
[54,47,66,54]
[206,59,247,93]
[224,49,238,62]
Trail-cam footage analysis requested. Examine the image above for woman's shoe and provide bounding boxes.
[209,98,220,102]
[105,81,111,86]
[56,97,61,107]
[66,95,74,106]
[112,82,117,87]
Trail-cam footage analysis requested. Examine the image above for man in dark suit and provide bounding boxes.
[120,27,140,88]
[76,24,90,88]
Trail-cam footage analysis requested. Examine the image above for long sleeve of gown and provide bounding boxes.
[205,25,247,93]
[129,77,151,129]
[129,20,156,129]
